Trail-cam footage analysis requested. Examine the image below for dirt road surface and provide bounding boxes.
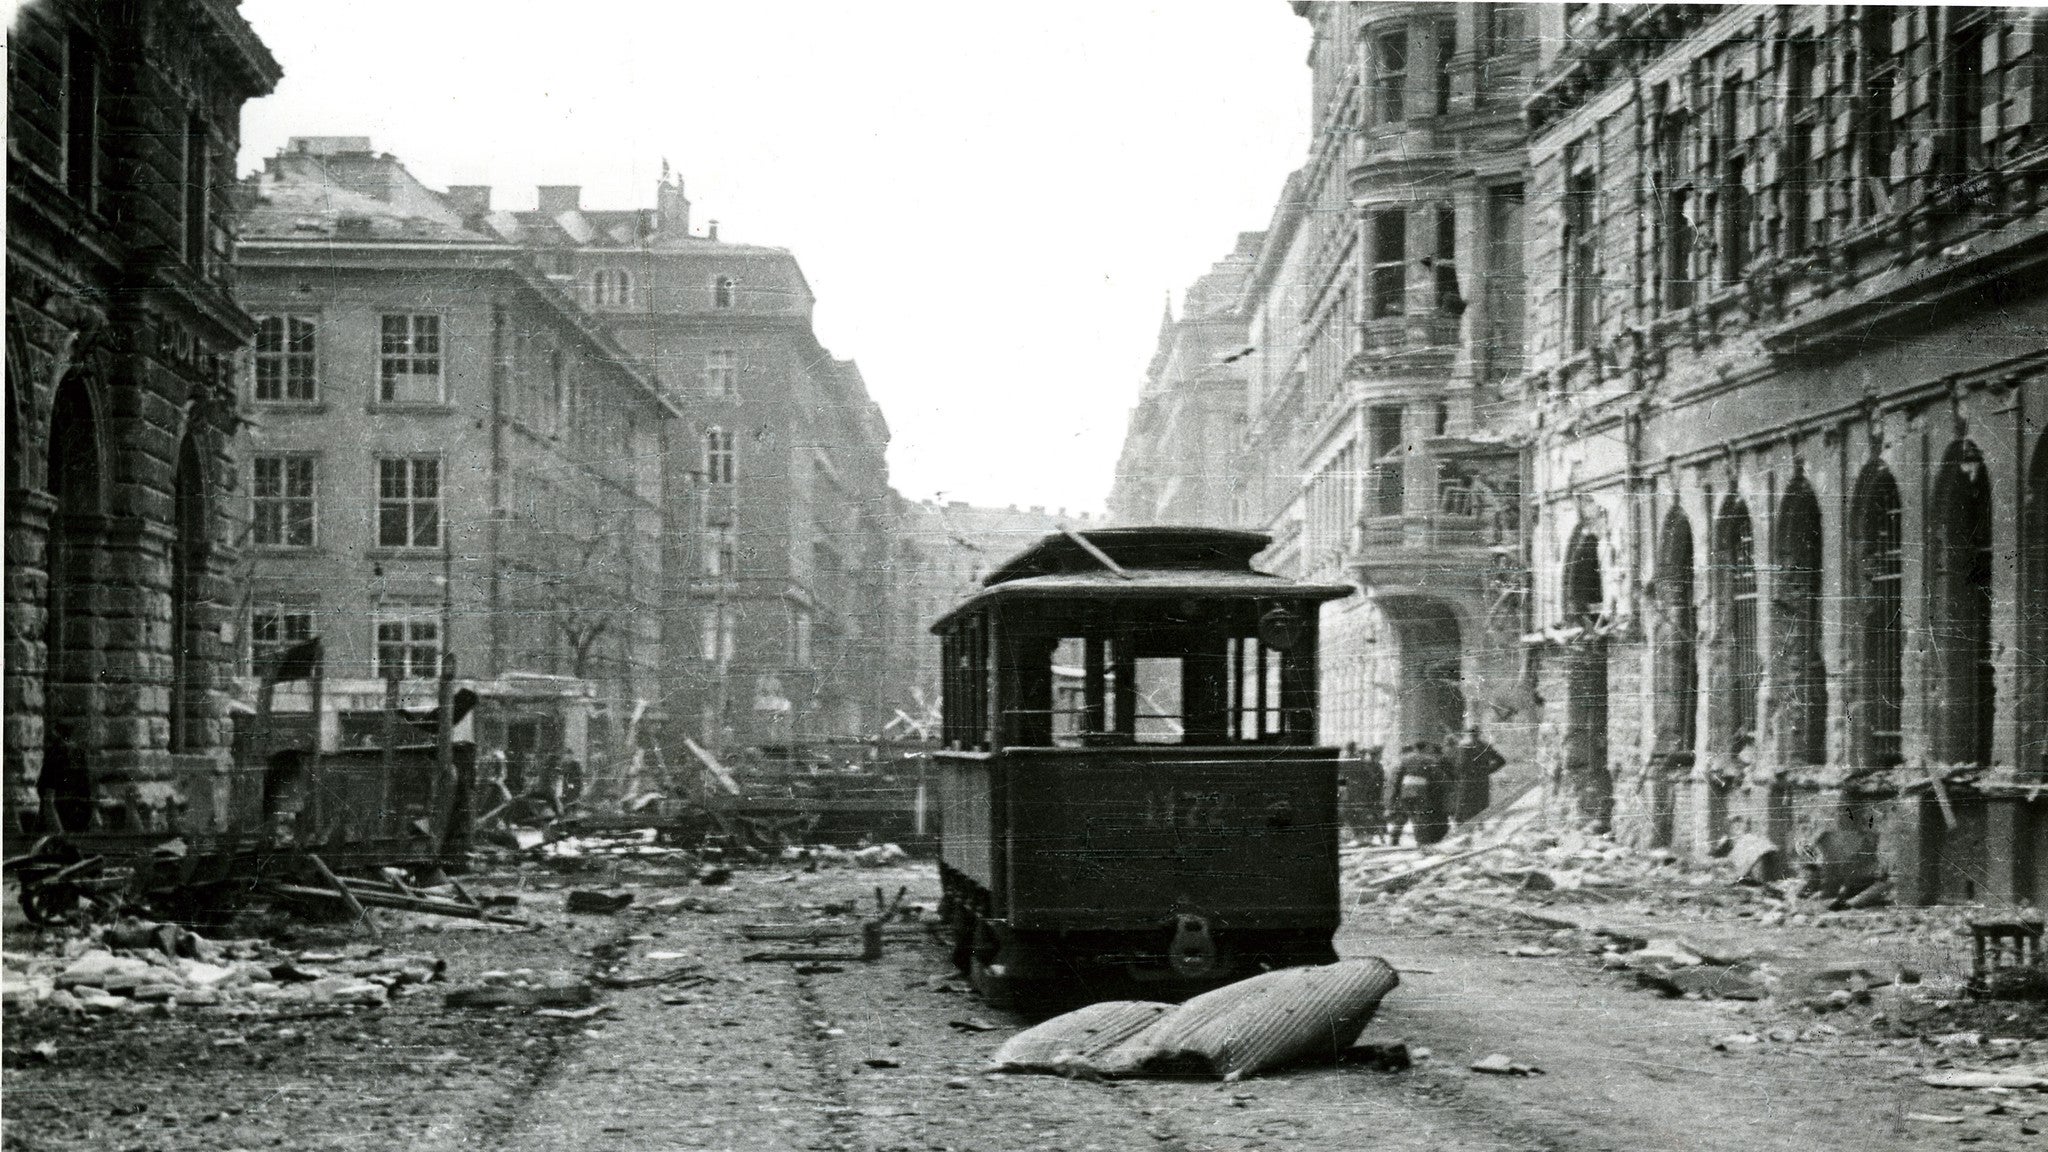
[4,856,2039,1151]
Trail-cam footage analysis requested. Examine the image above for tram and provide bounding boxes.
[931,527,1352,1006]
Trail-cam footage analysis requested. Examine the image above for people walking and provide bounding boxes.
[1389,742,1454,846]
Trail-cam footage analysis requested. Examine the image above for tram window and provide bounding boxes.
[1133,658,1185,744]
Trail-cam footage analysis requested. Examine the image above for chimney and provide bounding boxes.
[657,174,690,235]
[288,136,373,156]
[707,219,720,242]
[537,185,581,214]
[446,185,491,217]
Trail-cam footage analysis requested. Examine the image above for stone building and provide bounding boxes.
[1238,2,1539,763]
[473,178,902,752]
[1106,233,1264,527]
[4,0,280,833]
[235,140,678,802]
[1521,4,2048,902]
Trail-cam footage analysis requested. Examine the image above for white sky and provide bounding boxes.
[232,1,1312,516]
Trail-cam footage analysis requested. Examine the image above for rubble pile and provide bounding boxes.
[1,918,443,1017]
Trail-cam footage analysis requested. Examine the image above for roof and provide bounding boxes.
[932,527,1351,632]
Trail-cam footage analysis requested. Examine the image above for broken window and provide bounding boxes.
[1371,209,1408,318]
[251,455,316,548]
[1848,461,1904,766]
[1928,440,1994,767]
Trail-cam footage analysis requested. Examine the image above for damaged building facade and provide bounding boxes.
[4,0,280,834]
[1521,4,2048,901]
[1238,2,1540,764]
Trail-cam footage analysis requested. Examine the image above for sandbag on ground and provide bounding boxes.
[987,959,1400,1082]
[1124,958,1400,1081]
[987,1000,1173,1074]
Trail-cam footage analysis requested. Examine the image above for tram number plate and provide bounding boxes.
[1142,788,1230,831]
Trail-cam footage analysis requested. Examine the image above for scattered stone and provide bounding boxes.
[1341,1041,1411,1072]
[1469,1052,1542,1076]
[565,890,635,914]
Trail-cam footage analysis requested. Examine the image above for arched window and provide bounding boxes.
[1563,529,1611,830]
[1773,474,1826,765]
[2022,430,2048,779]
[703,427,735,484]
[1651,507,1697,764]
[169,435,207,752]
[1928,439,1994,767]
[713,275,736,308]
[1848,460,1903,766]
[1711,495,1760,755]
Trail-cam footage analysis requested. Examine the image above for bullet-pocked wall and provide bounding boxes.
[1523,3,2048,902]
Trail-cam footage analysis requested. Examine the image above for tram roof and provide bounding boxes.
[931,527,1351,632]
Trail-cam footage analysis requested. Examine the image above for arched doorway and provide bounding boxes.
[2023,430,2048,779]
[1562,529,1610,830]
[1710,495,1760,759]
[42,375,102,832]
[1651,507,1697,765]
[1773,474,1826,766]
[1928,439,1994,767]
[169,434,207,752]
[1848,459,1904,767]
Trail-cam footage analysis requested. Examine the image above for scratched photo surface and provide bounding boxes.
[5,2,2048,1149]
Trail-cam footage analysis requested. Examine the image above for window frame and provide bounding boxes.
[375,455,444,550]
[713,275,737,309]
[1370,208,1408,319]
[373,609,442,680]
[1373,27,1409,124]
[705,348,738,398]
[703,427,736,485]
[378,313,446,404]
[252,314,319,403]
[249,604,316,677]
[251,453,318,549]
[63,28,98,208]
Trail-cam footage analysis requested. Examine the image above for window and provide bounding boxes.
[1434,20,1456,116]
[1947,14,1992,177]
[253,316,317,402]
[1371,210,1407,318]
[1783,39,1822,252]
[1564,167,1597,351]
[704,525,736,576]
[713,276,736,308]
[592,269,632,306]
[1849,461,1904,766]
[374,613,440,680]
[64,30,97,205]
[1487,5,1526,53]
[1432,205,1462,315]
[1369,404,1405,516]
[1721,156,1751,284]
[250,607,314,674]
[703,427,735,484]
[251,456,316,548]
[183,113,209,268]
[379,315,443,403]
[376,457,441,548]
[1860,7,1899,218]
[705,349,737,397]
[791,608,813,668]
[1374,29,1409,123]
[1659,111,1697,309]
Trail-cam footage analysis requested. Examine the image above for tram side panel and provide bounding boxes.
[936,752,999,895]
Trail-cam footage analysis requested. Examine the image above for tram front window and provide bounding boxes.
[1015,604,1309,748]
